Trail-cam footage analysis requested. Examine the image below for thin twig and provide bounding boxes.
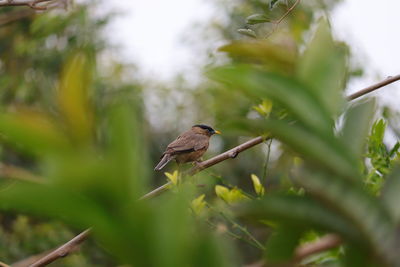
[218,210,265,250]
[274,0,301,25]
[265,0,301,38]
[206,219,260,249]
[261,139,273,186]
[347,74,400,100]
[28,229,91,267]
[0,0,64,10]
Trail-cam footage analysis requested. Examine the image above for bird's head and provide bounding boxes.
[192,124,221,136]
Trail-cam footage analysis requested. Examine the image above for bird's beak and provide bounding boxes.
[214,130,221,135]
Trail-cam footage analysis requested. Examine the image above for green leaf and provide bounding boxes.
[237,29,257,38]
[297,19,347,116]
[381,164,400,223]
[191,194,207,215]
[218,41,296,72]
[295,171,399,265]
[0,111,68,155]
[341,99,375,157]
[165,170,179,185]
[58,52,94,142]
[215,185,250,203]
[251,174,265,196]
[253,99,273,117]
[246,14,270,25]
[0,182,112,232]
[105,102,149,199]
[265,227,303,262]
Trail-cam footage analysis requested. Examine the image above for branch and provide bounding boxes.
[347,74,400,100]
[140,136,266,200]
[27,229,91,267]
[0,8,33,25]
[274,0,301,25]
[0,0,66,10]
[294,234,342,261]
[0,162,43,183]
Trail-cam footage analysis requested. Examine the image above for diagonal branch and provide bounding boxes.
[0,0,66,10]
[27,229,91,267]
[347,74,400,100]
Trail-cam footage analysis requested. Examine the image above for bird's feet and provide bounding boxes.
[193,160,203,168]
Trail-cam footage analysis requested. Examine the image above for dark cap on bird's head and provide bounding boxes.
[192,124,221,136]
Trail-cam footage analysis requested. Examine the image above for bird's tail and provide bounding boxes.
[154,154,173,171]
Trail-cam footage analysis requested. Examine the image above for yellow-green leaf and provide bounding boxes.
[228,188,250,203]
[251,174,265,196]
[58,52,94,142]
[216,185,250,203]
[165,170,179,185]
[215,185,230,201]
[253,99,273,117]
[191,194,207,215]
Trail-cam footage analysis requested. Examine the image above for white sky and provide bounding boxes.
[104,0,400,103]
[104,0,215,81]
[332,0,400,106]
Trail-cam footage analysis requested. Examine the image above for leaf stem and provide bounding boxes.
[261,139,273,186]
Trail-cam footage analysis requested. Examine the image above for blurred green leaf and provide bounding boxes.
[253,99,273,117]
[191,194,207,215]
[381,164,400,223]
[295,171,399,265]
[218,41,296,73]
[251,174,265,196]
[239,194,361,240]
[210,65,333,135]
[0,182,112,231]
[0,110,68,155]
[58,52,94,143]
[265,227,302,262]
[341,99,375,157]
[105,102,149,200]
[297,19,347,116]
[256,119,359,180]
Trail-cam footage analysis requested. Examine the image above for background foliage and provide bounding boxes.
[0,0,399,266]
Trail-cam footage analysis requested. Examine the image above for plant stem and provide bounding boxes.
[218,210,265,251]
[261,139,273,186]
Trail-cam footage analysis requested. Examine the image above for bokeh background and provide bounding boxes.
[0,0,399,266]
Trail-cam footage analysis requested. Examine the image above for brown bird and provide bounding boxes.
[154,124,221,171]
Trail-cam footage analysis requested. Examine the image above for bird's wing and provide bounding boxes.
[166,131,209,154]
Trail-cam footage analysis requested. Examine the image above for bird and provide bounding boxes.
[154,124,221,171]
